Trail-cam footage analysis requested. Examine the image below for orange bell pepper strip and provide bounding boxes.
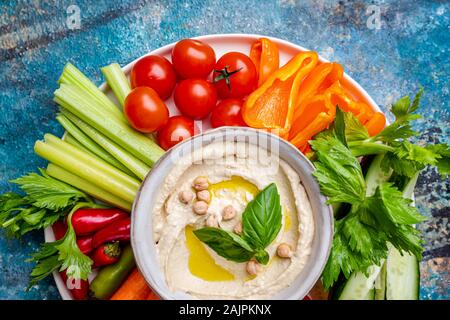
[292,62,343,124]
[339,76,373,107]
[242,51,318,137]
[365,112,386,136]
[289,94,336,149]
[250,38,280,86]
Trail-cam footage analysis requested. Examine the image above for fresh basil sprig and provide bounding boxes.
[194,183,282,265]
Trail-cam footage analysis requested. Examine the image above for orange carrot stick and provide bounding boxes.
[110,268,152,300]
[146,290,160,300]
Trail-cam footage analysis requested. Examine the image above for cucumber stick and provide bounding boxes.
[385,246,420,300]
[384,172,419,300]
[337,265,381,300]
[374,261,387,299]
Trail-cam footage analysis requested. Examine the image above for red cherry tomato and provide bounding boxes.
[130,55,176,100]
[174,79,218,119]
[157,115,196,150]
[124,87,169,133]
[213,52,257,99]
[211,99,247,128]
[171,39,216,79]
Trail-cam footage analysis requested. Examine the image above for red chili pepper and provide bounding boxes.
[52,220,67,240]
[91,242,121,268]
[71,208,129,236]
[76,236,94,255]
[59,270,89,300]
[92,217,131,249]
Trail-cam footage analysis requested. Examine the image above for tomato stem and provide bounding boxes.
[213,66,243,90]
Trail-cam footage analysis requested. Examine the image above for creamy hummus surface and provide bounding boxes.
[152,141,315,299]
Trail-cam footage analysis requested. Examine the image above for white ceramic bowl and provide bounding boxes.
[131,127,333,300]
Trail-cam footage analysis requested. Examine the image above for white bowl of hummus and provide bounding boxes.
[131,127,333,300]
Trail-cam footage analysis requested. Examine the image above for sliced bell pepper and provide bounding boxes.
[293,62,343,124]
[242,51,318,137]
[250,38,280,86]
[365,111,386,136]
[289,94,336,149]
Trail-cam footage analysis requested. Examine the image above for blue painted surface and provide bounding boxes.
[0,0,448,300]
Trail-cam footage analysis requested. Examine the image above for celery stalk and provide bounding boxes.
[43,133,139,191]
[62,110,150,180]
[54,83,164,166]
[35,140,138,203]
[46,164,132,211]
[101,63,131,108]
[58,63,125,123]
[64,133,92,154]
[57,114,133,175]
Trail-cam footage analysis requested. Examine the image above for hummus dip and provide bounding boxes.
[152,141,314,299]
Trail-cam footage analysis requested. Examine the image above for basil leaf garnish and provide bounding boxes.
[193,227,254,263]
[194,183,283,266]
[242,183,282,250]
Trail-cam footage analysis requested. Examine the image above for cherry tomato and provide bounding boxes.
[211,99,247,128]
[124,87,169,133]
[157,115,196,150]
[130,55,176,100]
[174,79,218,119]
[171,39,216,79]
[213,52,257,99]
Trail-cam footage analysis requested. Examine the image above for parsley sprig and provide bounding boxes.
[0,169,99,287]
[337,88,449,178]
[0,169,91,237]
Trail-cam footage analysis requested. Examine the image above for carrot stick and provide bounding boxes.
[146,290,160,300]
[110,268,152,300]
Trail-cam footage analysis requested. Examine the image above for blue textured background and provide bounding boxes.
[0,0,448,300]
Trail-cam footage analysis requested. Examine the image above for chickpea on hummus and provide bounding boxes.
[152,141,314,299]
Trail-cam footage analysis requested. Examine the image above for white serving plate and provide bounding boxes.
[44,33,381,300]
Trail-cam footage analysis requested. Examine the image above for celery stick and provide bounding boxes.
[35,141,137,203]
[57,114,133,175]
[43,134,139,192]
[62,110,149,180]
[54,83,164,166]
[101,63,131,108]
[64,133,92,154]
[46,164,132,211]
[58,63,125,123]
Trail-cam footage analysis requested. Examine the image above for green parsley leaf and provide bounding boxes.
[28,204,94,287]
[11,169,90,210]
[1,170,93,237]
[425,143,450,177]
[242,183,282,250]
[391,87,424,120]
[193,227,254,263]
[311,136,366,205]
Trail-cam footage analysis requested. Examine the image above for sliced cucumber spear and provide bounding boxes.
[385,245,420,300]
[337,265,382,300]
[385,172,420,300]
